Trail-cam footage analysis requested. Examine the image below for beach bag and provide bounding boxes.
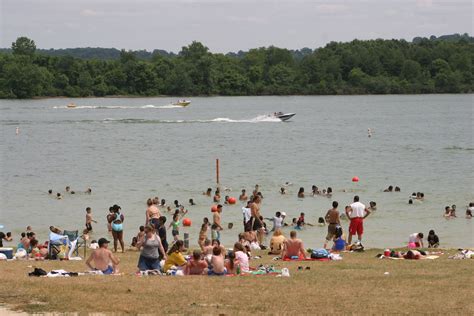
[311,248,329,259]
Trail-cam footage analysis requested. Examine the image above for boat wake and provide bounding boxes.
[101,115,281,124]
[52,104,183,109]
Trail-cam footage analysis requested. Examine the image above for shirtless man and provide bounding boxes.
[323,201,341,249]
[85,238,120,274]
[146,198,161,229]
[281,231,307,259]
[250,195,265,246]
[212,205,223,241]
[239,189,248,201]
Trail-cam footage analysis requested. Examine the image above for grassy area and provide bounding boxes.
[0,248,473,314]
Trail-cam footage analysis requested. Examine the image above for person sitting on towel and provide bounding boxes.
[280,231,307,259]
[86,238,120,274]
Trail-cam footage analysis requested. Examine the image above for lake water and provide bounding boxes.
[0,95,473,249]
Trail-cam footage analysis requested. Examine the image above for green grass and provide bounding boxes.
[0,249,472,314]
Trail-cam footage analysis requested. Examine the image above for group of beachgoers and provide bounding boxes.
[48,186,92,200]
[1,183,472,275]
[444,203,473,218]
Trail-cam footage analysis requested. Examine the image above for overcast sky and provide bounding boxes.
[1,0,472,53]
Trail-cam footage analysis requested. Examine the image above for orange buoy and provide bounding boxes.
[352,176,359,182]
[183,218,191,227]
[211,205,218,212]
[228,197,236,204]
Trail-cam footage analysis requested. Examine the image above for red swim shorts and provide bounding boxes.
[349,217,364,235]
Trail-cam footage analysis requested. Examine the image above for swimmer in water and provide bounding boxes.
[48,189,53,195]
[297,187,305,198]
[203,188,212,196]
[16,127,20,135]
[189,198,195,206]
[56,193,62,200]
[367,128,372,138]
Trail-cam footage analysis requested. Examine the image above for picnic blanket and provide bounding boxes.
[383,255,439,260]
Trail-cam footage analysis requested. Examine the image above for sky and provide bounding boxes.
[1,0,472,53]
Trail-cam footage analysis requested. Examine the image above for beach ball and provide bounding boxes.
[183,218,192,227]
[211,205,218,212]
[352,176,359,182]
[228,197,236,204]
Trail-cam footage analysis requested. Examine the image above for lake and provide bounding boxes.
[0,95,473,249]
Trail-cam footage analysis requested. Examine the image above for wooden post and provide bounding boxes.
[216,158,220,186]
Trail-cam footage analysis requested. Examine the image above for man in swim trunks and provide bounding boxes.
[212,205,223,241]
[281,231,307,259]
[323,201,341,249]
[346,196,371,245]
[250,195,265,246]
[86,238,120,274]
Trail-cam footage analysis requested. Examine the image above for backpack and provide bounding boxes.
[311,248,329,259]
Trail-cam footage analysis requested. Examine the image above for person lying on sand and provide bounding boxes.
[86,238,120,274]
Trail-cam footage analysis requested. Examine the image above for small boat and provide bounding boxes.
[67,103,76,108]
[273,112,295,121]
[172,100,191,107]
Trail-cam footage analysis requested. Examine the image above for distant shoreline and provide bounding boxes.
[12,92,471,101]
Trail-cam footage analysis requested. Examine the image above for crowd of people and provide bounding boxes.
[1,184,472,275]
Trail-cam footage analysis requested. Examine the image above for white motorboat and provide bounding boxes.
[273,112,295,121]
[172,100,191,107]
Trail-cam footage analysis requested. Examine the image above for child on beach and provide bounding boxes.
[85,207,97,232]
[168,210,187,241]
[131,226,145,248]
[184,249,208,275]
[408,232,424,248]
[208,246,226,276]
[332,226,346,252]
[106,206,114,232]
[427,230,439,248]
[233,242,249,273]
[198,218,210,249]
[225,251,238,274]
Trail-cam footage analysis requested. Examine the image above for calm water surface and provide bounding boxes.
[0,95,473,248]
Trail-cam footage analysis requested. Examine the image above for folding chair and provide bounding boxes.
[63,230,83,257]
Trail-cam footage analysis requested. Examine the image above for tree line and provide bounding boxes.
[0,35,472,99]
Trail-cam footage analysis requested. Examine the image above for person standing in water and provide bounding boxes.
[85,207,97,232]
[109,205,125,253]
[250,195,265,247]
[323,201,341,249]
[212,205,223,241]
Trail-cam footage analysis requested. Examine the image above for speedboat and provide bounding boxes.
[67,102,76,108]
[172,100,191,107]
[273,112,295,121]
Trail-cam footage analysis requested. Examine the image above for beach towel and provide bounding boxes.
[383,255,439,260]
[282,257,330,262]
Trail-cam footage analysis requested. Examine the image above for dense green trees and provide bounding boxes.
[0,35,472,98]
